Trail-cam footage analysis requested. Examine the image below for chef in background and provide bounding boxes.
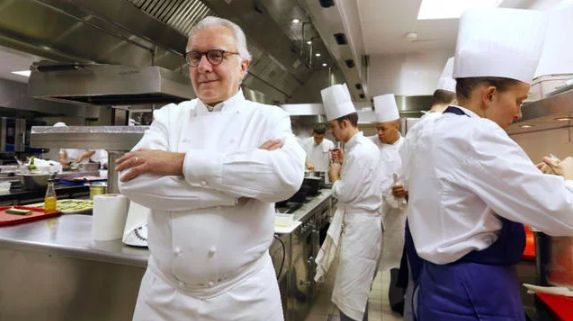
[368,94,407,309]
[319,83,383,321]
[426,57,457,115]
[300,122,335,172]
[370,94,406,270]
[53,122,96,166]
[401,8,573,321]
[116,16,304,321]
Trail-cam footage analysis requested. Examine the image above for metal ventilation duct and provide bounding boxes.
[126,0,212,35]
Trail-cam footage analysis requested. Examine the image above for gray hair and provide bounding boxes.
[188,16,252,61]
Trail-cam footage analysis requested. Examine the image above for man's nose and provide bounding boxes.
[515,107,523,121]
[197,55,213,72]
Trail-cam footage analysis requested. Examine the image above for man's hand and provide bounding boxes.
[329,162,342,183]
[116,149,185,182]
[330,148,344,164]
[392,184,408,198]
[76,150,96,163]
[259,139,283,151]
[538,156,563,176]
[537,156,573,180]
[306,161,315,171]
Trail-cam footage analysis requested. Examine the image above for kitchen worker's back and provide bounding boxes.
[118,16,305,321]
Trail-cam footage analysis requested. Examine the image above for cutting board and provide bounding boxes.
[28,199,93,214]
[0,206,61,226]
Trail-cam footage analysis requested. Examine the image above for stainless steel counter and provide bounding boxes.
[0,215,147,321]
[0,214,148,267]
[292,189,333,223]
[0,190,334,321]
[276,189,333,321]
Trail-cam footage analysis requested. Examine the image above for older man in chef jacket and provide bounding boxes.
[116,16,305,321]
[401,8,573,321]
[319,83,384,321]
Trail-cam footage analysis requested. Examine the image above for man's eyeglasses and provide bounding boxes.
[185,49,240,67]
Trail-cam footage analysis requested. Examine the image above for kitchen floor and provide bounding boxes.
[304,263,402,321]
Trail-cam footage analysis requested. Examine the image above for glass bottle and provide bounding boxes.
[44,179,57,214]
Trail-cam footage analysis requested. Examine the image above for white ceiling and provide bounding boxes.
[356,0,572,56]
[0,45,41,84]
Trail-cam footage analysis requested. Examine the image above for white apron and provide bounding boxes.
[315,206,344,283]
[379,196,407,272]
[379,137,407,272]
[133,253,283,321]
[332,209,382,321]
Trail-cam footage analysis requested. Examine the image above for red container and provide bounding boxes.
[0,206,61,227]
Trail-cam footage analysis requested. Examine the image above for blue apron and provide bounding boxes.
[417,106,527,321]
[404,221,424,282]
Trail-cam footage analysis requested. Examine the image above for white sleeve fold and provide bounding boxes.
[182,113,305,203]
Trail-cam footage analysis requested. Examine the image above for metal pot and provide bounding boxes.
[303,176,321,196]
[19,173,51,190]
[77,163,100,171]
[305,170,327,185]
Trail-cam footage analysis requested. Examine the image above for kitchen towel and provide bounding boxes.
[92,194,129,241]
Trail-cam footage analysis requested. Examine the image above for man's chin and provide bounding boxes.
[197,92,221,104]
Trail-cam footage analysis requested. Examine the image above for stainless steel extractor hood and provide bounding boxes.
[507,87,573,135]
[28,61,193,105]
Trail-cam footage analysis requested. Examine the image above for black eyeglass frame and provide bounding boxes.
[184,49,240,67]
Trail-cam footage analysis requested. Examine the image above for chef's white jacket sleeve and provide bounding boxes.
[331,147,378,205]
[458,122,573,236]
[118,108,237,212]
[182,110,305,203]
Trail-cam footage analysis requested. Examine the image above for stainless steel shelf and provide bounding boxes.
[30,126,148,150]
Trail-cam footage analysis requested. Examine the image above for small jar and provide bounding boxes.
[89,183,107,200]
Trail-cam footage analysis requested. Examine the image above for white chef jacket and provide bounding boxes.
[370,135,407,271]
[300,136,335,172]
[331,132,384,320]
[90,149,108,167]
[401,105,573,265]
[118,90,305,320]
[332,132,384,212]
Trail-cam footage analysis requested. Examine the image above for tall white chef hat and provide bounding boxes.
[535,6,573,77]
[373,94,399,123]
[453,8,547,84]
[321,83,356,121]
[437,57,456,92]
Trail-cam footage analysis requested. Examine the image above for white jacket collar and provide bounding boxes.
[345,131,364,150]
[196,89,245,115]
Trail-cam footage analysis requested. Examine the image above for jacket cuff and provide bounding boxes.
[183,150,224,188]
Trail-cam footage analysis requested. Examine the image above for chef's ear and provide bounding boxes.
[240,59,251,80]
[486,86,497,103]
